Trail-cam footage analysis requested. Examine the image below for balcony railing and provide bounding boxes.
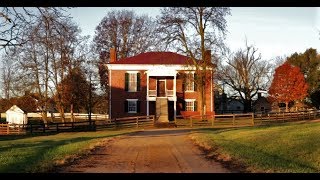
[166,90,174,97]
[148,90,174,97]
[149,90,157,97]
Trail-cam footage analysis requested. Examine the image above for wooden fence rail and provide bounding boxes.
[0,123,25,135]
[175,110,320,128]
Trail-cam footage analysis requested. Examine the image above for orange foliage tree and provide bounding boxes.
[268,62,308,112]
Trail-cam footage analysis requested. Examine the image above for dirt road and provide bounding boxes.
[59,128,231,173]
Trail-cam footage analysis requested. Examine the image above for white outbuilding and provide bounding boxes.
[6,105,28,125]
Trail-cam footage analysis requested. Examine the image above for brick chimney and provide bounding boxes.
[110,48,116,63]
[205,50,211,64]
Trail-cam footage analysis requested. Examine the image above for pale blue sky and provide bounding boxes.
[67,7,320,61]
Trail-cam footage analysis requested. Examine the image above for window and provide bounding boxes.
[129,73,137,91]
[128,101,137,113]
[185,99,197,111]
[126,99,139,113]
[125,72,140,92]
[185,73,194,91]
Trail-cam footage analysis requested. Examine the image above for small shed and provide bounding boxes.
[6,105,28,125]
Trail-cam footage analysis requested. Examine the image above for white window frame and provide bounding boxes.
[185,99,196,111]
[185,72,195,92]
[127,71,139,92]
[127,99,138,113]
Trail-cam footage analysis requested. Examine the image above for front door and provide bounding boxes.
[157,80,166,97]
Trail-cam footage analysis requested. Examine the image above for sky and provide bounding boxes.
[67,7,320,61]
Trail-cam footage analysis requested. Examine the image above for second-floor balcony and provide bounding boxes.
[148,89,174,97]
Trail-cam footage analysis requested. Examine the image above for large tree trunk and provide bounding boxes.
[57,103,65,123]
[243,99,252,113]
[285,102,289,112]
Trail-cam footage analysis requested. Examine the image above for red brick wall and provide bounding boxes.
[149,77,156,90]
[166,78,173,90]
[110,70,147,118]
[110,69,214,119]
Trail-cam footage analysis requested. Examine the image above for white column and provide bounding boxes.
[173,72,177,120]
[109,68,112,119]
[146,72,149,116]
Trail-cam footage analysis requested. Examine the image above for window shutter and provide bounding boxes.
[125,73,129,91]
[124,100,128,112]
[137,100,140,113]
[194,101,198,111]
[137,73,141,91]
[193,73,197,91]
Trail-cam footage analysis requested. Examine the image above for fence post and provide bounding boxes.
[190,117,193,128]
[136,117,139,128]
[212,115,215,127]
[115,118,118,129]
[7,124,9,134]
[43,123,46,133]
[30,124,33,133]
[72,122,74,130]
[232,114,235,126]
[56,123,59,132]
[251,113,255,126]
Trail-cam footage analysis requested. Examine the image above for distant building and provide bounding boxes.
[6,105,28,125]
[253,93,271,113]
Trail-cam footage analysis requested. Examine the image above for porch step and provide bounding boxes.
[156,98,169,122]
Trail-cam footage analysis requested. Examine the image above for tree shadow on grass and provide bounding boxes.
[0,132,130,173]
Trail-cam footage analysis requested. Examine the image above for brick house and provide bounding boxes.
[106,48,215,122]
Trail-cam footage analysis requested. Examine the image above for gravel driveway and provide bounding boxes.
[59,128,231,173]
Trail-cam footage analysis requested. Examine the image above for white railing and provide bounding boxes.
[149,90,157,97]
[166,90,174,97]
[148,89,175,97]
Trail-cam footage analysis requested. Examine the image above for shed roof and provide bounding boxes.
[6,105,27,114]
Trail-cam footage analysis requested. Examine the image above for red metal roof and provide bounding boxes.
[109,52,193,65]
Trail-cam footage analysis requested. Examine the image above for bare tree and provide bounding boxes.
[0,7,69,52]
[94,9,156,116]
[94,9,157,59]
[218,42,272,113]
[11,10,80,124]
[157,7,231,117]
[0,50,18,99]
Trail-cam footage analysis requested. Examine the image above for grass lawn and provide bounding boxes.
[190,121,320,173]
[0,129,137,173]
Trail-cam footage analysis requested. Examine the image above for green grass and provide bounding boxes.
[0,129,136,173]
[190,122,320,173]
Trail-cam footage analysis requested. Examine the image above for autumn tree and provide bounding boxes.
[157,7,231,117]
[217,41,272,113]
[268,62,308,112]
[287,48,320,108]
[57,67,91,117]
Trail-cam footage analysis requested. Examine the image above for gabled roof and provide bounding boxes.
[109,52,194,65]
[6,105,27,114]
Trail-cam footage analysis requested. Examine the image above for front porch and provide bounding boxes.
[146,68,178,122]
